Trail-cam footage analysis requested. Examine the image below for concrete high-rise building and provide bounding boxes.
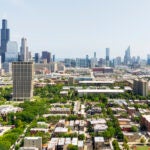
[116,56,121,66]
[52,54,55,62]
[133,79,148,97]
[106,48,110,61]
[2,62,12,73]
[34,53,39,63]
[136,56,140,64]
[0,56,1,69]
[28,51,32,61]
[106,48,110,67]
[124,46,131,65]
[94,52,96,58]
[0,19,10,63]
[64,58,76,67]
[57,62,65,72]
[86,54,90,68]
[5,41,18,62]
[98,58,106,67]
[12,62,34,100]
[147,54,150,65]
[76,58,88,68]
[42,51,51,63]
[91,52,97,68]
[20,38,31,62]
[3,41,18,73]
[133,79,139,95]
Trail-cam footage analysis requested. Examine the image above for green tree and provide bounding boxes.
[67,144,78,150]
[78,134,85,140]
[87,124,93,132]
[15,119,24,128]
[0,141,11,150]
[140,137,146,143]
[103,127,115,139]
[122,142,129,150]
[123,136,128,143]
[8,113,15,125]
[131,126,138,132]
[112,140,121,150]
[132,116,140,123]
[33,132,50,144]
[15,144,20,150]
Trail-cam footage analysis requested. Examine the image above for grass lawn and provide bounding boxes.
[135,146,150,150]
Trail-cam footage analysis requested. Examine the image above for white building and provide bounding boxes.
[24,137,42,150]
[20,38,31,61]
[94,137,104,149]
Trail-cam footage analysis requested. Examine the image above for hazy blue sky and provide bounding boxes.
[0,0,150,59]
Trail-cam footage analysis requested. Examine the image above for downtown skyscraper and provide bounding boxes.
[42,51,51,63]
[0,19,10,63]
[106,48,110,67]
[20,38,31,62]
[5,41,18,62]
[124,46,131,65]
[106,48,110,61]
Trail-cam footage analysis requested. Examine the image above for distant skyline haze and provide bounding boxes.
[0,0,150,59]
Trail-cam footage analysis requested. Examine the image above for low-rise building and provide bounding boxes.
[94,124,108,132]
[72,138,78,146]
[24,137,42,150]
[141,115,150,131]
[57,120,65,127]
[123,132,140,142]
[94,137,104,150]
[47,138,59,150]
[120,125,132,132]
[84,140,93,150]
[118,118,131,125]
[54,127,68,135]
[78,89,124,97]
[57,138,65,150]
[60,91,68,96]
[89,119,106,125]
[30,128,49,134]
[65,138,71,145]
[78,141,84,150]
[0,105,22,115]
[127,107,136,115]
[50,108,71,114]
[20,147,38,150]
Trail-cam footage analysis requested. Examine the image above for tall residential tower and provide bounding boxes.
[12,62,34,100]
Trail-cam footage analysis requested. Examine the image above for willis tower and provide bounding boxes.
[0,19,10,63]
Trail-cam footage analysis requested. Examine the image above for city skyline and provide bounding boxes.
[1,0,150,58]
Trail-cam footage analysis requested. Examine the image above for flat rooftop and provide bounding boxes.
[94,137,104,143]
[78,89,124,93]
[24,136,42,140]
[54,127,68,133]
[79,81,114,84]
[142,115,150,122]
